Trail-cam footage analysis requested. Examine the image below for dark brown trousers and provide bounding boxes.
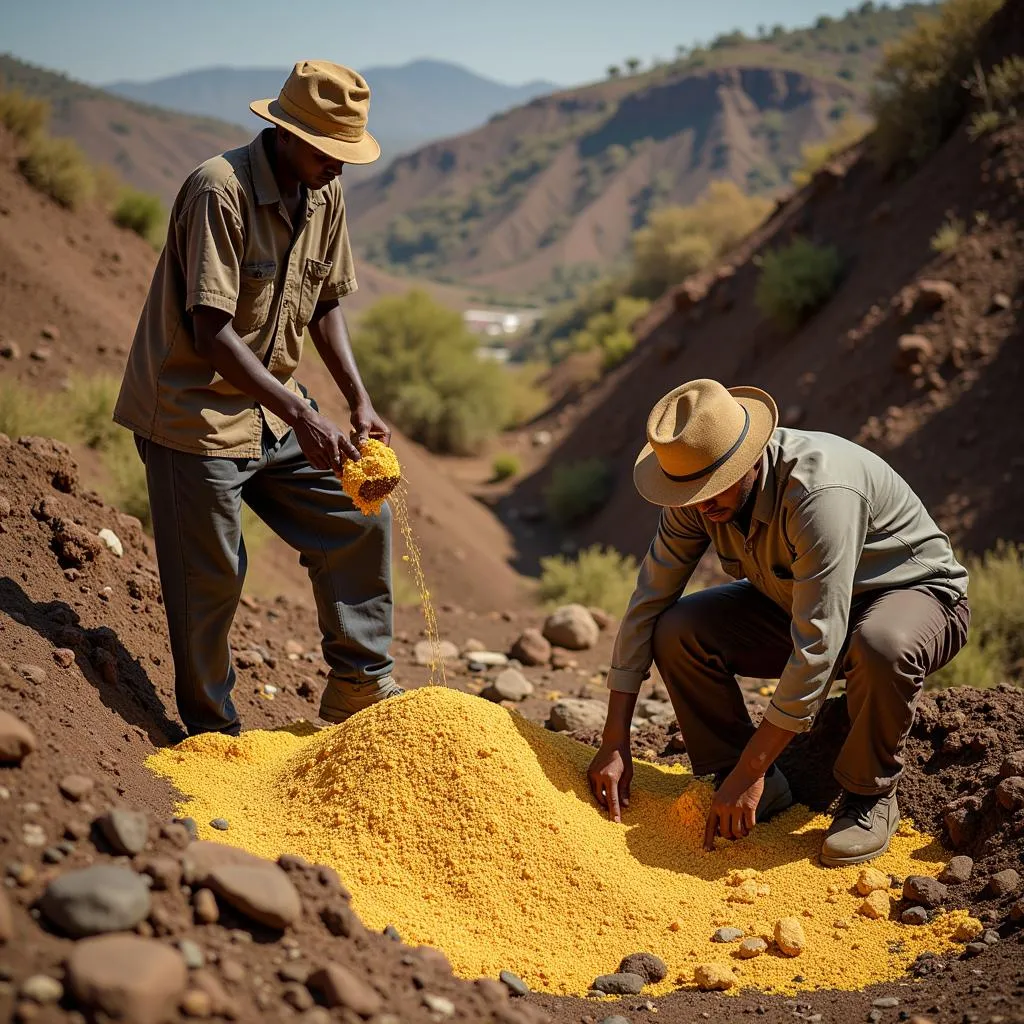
[651,582,970,795]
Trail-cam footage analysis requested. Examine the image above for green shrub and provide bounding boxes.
[755,236,843,332]
[967,109,1003,138]
[571,295,650,371]
[501,363,548,428]
[491,453,521,482]
[631,181,772,298]
[113,187,166,249]
[538,545,638,615]
[870,0,1004,173]
[0,89,50,141]
[930,216,965,252]
[543,459,613,526]
[791,116,872,187]
[352,290,540,454]
[987,54,1024,107]
[18,135,95,210]
[929,543,1024,689]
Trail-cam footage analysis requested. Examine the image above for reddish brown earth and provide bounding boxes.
[502,5,1024,571]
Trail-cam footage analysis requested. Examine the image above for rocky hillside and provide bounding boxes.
[347,3,937,296]
[500,0,1023,567]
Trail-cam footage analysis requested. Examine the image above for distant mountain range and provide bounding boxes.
[105,60,559,162]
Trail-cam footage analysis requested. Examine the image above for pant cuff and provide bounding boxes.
[833,764,899,797]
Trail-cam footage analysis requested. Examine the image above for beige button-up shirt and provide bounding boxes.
[114,129,357,457]
[609,428,968,732]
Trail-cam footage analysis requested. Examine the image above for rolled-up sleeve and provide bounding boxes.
[180,188,244,316]
[607,507,709,694]
[764,485,869,732]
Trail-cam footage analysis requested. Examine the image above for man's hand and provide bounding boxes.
[292,404,361,471]
[351,398,391,448]
[704,768,764,851]
[588,743,633,823]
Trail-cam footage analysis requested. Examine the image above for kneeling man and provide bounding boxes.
[589,379,969,865]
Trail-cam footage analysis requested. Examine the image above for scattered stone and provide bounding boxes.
[219,959,245,984]
[174,817,199,841]
[16,663,46,685]
[57,774,96,805]
[509,629,551,667]
[694,963,735,991]
[53,647,76,668]
[465,651,509,668]
[182,840,265,886]
[542,604,600,650]
[178,939,205,969]
[774,917,806,957]
[894,334,933,372]
[550,649,577,671]
[207,863,302,929]
[384,924,402,942]
[982,928,1000,945]
[414,640,459,666]
[0,710,37,763]
[938,856,973,885]
[995,776,1024,811]
[20,975,63,1004]
[547,697,606,733]
[963,941,986,959]
[320,903,360,938]
[98,528,124,557]
[737,937,768,959]
[482,668,534,703]
[210,818,230,831]
[859,890,891,920]
[0,340,21,359]
[592,973,644,995]
[40,323,60,340]
[991,292,1012,311]
[138,854,182,892]
[712,926,744,943]
[7,862,36,886]
[284,983,315,1011]
[307,964,383,1017]
[914,279,958,310]
[42,845,67,864]
[41,864,151,937]
[67,934,188,1024]
[872,997,899,1009]
[181,988,213,1017]
[193,888,219,924]
[423,994,455,1017]
[856,866,890,896]
[901,907,929,926]
[903,876,947,908]
[987,869,1020,897]
[617,952,666,983]
[599,1018,631,1024]
[30,346,51,361]
[999,750,1024,778]
[22,822,46,846]
[99,807,149,855]
[233,649,263,669]
[499,970,530,997]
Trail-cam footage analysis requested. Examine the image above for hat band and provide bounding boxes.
[278,92,366,142]
[663,407,750,483]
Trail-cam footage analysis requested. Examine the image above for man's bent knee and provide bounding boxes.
[652,594,714,659]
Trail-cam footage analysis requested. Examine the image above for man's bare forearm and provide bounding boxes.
[736,719,795,781]
[309,300,369,409]
[602,689,640,747]
[193,307,308,427]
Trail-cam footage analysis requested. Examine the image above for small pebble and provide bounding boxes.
[209,818,229,831]
[174,817,199,840]
[21,823,46,847]
[901,907,928,926]
[711,926,744,943]
[872,997,899,1009]
[42,846,66,864]
[178,939,205,969]
[181,988,213,1018]
[384,923,402,941]
[20,975,63,1004]
[499,970,529,997]
[963,941,986,958]
[982,929,1000,945]
[423,994,455,1017]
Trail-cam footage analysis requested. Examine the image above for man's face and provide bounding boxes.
[693,467,759,524]
[278,129,345,190]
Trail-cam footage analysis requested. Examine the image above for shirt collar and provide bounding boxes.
[248,129,328,212]
[751,434,779,525]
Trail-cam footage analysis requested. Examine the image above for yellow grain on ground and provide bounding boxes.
[147,688,976,997]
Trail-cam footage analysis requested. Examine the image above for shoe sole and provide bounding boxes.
[819,816,901,868]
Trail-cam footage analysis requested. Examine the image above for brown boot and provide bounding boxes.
[820,790,900,867]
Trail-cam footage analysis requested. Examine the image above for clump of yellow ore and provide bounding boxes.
[340,438,401,516]
[147,687,980,997]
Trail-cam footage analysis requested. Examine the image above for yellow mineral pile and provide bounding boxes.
[340,438,402,516]
[147,688,979,996]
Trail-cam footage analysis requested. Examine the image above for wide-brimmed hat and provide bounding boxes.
[633,379,778,506]
[251,60,380,165]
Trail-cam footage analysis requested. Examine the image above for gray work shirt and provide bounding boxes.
[608,428,968,732]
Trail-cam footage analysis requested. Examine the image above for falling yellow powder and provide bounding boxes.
[147,688,978,997]
[339,438,402,517]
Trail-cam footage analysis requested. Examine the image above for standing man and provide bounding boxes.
[114,61,402,736]
[588,379,970,866]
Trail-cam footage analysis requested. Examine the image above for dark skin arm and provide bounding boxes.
[191,305,360,470]
[308,298,390,447]
[702,720,794,850]
[587,690,639,824]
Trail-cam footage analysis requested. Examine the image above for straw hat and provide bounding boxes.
[251,60,380,165]
[633,379,778,506]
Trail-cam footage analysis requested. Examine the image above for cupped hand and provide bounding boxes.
[703,769,764,851]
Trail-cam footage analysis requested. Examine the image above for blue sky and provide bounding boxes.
[6,0,892,87]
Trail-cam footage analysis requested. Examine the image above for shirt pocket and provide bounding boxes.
[718,556,746,580]
[234,261,276,335]
[296,257,333,327]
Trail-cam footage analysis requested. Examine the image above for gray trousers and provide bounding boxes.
[137,421,394,735]
[652,582,970,795]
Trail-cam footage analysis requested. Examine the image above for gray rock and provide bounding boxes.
[464,651,509,668]
[178,938,205,969]
[499,970,529,997]
[206,863,302,929]
[59,774,96,802]
[174,816,198,840]
[903,875,948,908]
[592,973,645,995]
[987,869,1020,897]
[42,845,66,864]
[99,807,149,855]
[20,974,63,1003]
[901,906,929,926]
[41,864,151,937]
[982,929,1001,945]
[599,1018,632,1024]
[711,926,744,943]
[938,855,974,885]
[547,697,606,733]
[872,996,899,1008]
[210,818,230,831]
[963,942,986,959]
[414,640,459,666]
[617,952,667,983]
[384,923,402,942]
[482,668,534,703]
[542,604,600,650]
[307,963,383,1016]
